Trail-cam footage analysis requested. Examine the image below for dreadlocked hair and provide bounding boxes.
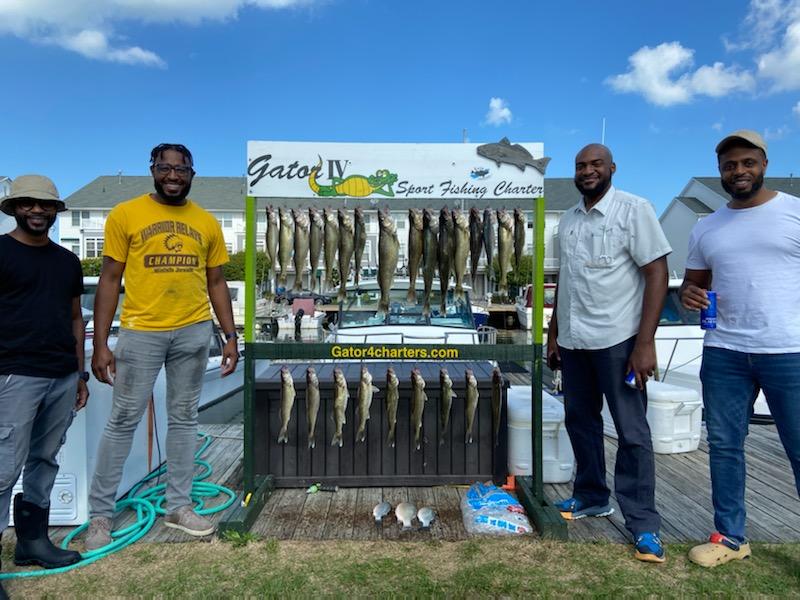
[150,143,194,167]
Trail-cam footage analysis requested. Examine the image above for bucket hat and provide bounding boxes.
[1,175,65,215]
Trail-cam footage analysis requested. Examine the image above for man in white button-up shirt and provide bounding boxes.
[546,144,671,563]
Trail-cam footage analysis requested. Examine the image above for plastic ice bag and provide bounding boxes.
[461,482,532,535]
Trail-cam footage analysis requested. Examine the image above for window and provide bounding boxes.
[225,243,233,254]
[85,237,104,258]
[72,210,90,227]
[221,212,233,228]
[62,238,80,256]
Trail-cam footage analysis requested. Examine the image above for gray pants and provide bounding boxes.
[0,373,77,530]
[88,321,212,518]
[560,336,661,537]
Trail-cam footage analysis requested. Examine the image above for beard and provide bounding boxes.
[574,173,612,201]
[154,180,192,204]
[722,172,764,202]
[14,212,56,237]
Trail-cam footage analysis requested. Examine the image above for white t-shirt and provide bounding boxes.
[685,191,800,353]
[556,186,672,350]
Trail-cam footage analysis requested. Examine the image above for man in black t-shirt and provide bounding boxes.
[0,175,85,586]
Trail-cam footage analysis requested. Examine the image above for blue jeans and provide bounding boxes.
[701,347,800,541]
[0,373,78,530]
[89,321,212,518]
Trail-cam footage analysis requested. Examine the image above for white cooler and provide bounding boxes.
[507,386,575,483]
[602,380,702,454]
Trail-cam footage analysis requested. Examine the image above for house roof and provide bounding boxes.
[65,175,581,213]
[676,196,713,215]
[65,176,248,210]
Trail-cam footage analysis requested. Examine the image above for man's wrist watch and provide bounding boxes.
[224,331,238,342]
[80,371,90,382]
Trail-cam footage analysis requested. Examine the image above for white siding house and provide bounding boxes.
[660,177,800,277]
[59,175,581,294]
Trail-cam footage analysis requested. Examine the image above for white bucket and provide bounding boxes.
[507,387,574,483]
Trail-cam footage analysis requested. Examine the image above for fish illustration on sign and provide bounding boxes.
[476,138,551,174]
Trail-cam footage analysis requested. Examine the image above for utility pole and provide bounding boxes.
[601,118,606,145]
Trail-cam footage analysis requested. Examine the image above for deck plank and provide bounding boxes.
[45,413,800,546]
[320,487,358,540]
[352,487,383,541]
[292,488,333,540]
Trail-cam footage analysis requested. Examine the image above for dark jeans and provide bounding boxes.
[560,336,661,537]
[701,347,800,541]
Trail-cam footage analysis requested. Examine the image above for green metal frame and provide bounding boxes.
[219,194,566,540]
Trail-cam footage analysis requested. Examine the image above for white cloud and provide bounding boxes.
[607,1,800,105]
[484,97,513,126]
[757,20,800,91]
[712,121,723,131]
[793,101,800,116]
[0,0,315,67]
[606,42,754,106]
[764,124,790,139]
[724,0,798,51]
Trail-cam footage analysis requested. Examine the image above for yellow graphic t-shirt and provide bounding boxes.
[103,194,229,331]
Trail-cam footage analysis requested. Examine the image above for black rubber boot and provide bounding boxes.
[0,532,8,600]
[13,493,81,569]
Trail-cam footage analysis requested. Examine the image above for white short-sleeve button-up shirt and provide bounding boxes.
[556,186,671,350]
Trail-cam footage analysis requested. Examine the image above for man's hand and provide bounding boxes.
[92,344,116,385]
[546,329,561,371]
[680,283,711,311]
[627,339,657,390]
[76,378,89,410]
[221,339,239,377]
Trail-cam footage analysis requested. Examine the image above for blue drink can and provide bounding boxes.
[700,290,717,330]
[624,370,637,388]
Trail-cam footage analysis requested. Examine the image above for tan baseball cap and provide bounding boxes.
[0,175,66,215]
[715,129,768,157]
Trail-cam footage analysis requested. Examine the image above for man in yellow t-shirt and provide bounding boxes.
[84,143,239,550]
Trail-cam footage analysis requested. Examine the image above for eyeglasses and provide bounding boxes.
[153,163,193,177]
[16,199,60,212]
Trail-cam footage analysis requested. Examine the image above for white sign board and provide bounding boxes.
[247,141,545,200]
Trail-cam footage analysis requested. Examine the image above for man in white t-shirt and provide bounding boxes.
[681,130,800,567]
[547,144,672,563]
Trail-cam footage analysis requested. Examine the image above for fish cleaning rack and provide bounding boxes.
[219,140,566,539]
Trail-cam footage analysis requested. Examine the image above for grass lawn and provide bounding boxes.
[5,537,800,598]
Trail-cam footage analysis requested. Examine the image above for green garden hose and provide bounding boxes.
[0,432,236,580]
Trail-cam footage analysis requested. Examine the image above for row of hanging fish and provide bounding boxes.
[412,206,527,315]
[277,365,505,450]
[373,500,436,531]
[265,205,528,307]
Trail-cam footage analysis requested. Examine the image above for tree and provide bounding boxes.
[222,251,270,287]
[492,253,534,293]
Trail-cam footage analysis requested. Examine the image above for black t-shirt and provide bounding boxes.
[0,234,84,377]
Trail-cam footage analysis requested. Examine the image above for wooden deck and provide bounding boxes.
[46,417,799,546]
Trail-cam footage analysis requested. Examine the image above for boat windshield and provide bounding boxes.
[339,288,475,329]
[81,282,125,323]
[660,288,700,326]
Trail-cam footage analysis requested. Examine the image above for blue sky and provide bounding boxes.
[2,0,800,215]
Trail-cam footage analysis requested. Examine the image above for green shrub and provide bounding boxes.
[81,257,103,276]
[222,251,270,286]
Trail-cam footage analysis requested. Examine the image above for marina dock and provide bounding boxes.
[46,415,800,545]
